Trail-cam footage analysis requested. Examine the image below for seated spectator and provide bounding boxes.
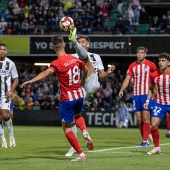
[93,11,105,31]
[26,97,34,110]
[150,16,160,34]
[0,17,7,35]
[1,9,11,24]
[81,20,93,34]
[123,16,132,33]
[112,16,126,34]
[18,97,26,110]
[12,21,21,34]
[18,0,26,10]
[33,101,41,110]
[159,14,168,34]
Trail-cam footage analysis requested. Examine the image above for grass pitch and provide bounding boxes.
[1,126,170,170]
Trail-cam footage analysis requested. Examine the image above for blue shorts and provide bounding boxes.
[132,95,152,112]
[150,98,156,110]
[151,103,170,120]
[10,103,14,111]
[59,97,84,123]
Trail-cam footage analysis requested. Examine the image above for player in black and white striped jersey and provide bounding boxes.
[0,43,18,148]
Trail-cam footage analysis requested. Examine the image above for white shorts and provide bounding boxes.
[0,98,11,110]
[84,72,100,98]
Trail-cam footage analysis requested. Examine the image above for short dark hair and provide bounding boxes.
[136,46,148,53]
[0,43,7,48]
[51,35,64,47]
[77,35,90,42]
[158,52,170,61]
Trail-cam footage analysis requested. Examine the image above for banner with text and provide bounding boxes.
[30,36,170,56]
[30,36,129,56]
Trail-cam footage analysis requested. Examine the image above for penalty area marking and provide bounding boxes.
[87,143,170,153]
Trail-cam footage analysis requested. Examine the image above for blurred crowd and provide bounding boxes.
[0,0,114,35]
[12,64,133,112]
[0,0,170,35]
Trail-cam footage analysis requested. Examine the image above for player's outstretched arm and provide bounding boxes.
[119,75,131,98]
[21,68,54,88]
[98,65,115,81]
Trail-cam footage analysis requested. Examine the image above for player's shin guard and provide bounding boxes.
[4,117,14,137]
[73,40,88,60]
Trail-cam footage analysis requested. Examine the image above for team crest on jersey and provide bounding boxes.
[144,67,148,71]
[168,79,170,83]
[4,65,8,68]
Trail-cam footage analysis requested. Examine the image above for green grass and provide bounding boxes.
[1,126,170,170]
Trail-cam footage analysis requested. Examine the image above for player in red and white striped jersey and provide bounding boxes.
[0,43,18,148]
[144,52,170,155]
[21,35,88,162]
[119,46,157,146]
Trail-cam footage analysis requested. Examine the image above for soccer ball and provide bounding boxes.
[59,16,74,31]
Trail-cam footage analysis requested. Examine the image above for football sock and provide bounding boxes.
[4,118,14,138]
[137,122,143,138]
[65,131,83,154]
[166,115,170,133]
[73,40,88,60]
[0,122,6,141]
[71,123,77,137]
[75,116,87,132]
[143,122,150,141]
[151,128,160,147]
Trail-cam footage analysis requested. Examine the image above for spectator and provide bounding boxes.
[26,97,34,110]
[117,0,124,15]
[18,97,26,110]
[132,0,141,25]
[112,16,126,34]
[21,19,29,34]
[159,14,168,34]
[150,16,160,34]
[1,9,11,24]
[126,3,134,26]
[139,6,149,24]
[117,101,129,128]
[0,17,7,35]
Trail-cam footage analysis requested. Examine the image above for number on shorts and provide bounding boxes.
[153,106,162,116]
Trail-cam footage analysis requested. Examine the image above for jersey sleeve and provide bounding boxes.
[150,72,155,85]
[126,64,133,77]
[96,54,104,70]
[49,61,57,73]
[150,62,157,72]
[11,62,18,78]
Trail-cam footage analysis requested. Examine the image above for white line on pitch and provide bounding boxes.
[87,143,170,153]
